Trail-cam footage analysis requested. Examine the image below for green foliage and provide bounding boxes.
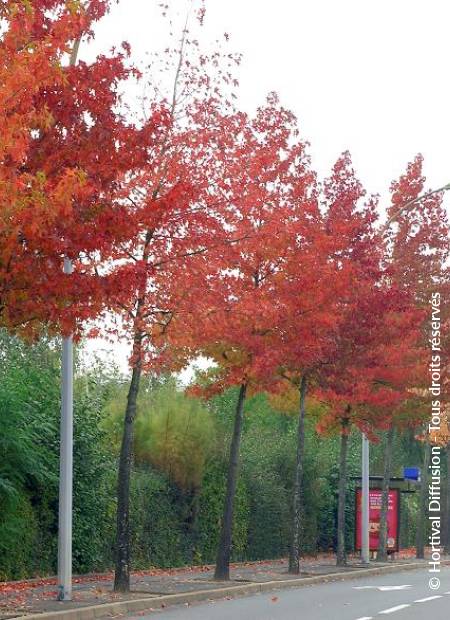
[0,332,60,579]
[0,333,59,501]
[0,335,425,579]
[193,459,248,564]
[130,466,186,568]
[135,378,215,492]
[72,368,118,572]
[0,494,39,580]
[0,332,119,578]
[239,394,293,559]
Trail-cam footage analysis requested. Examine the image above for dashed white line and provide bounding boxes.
[379,604,411,614]
[414,595,442,603]
[353,585,411,591]
[353,588,447,619]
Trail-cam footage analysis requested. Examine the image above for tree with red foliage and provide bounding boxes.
[0,0,158,336]
[99,19,253,591]
[384,155,449,305]
[316,282,424,565]
[208,103,318,582]
[274,151,423,568]
[1,1,204,591]
[266,152,383,572]
[165,98,318,581]
[315,154,449,566]
[380,156,450,560]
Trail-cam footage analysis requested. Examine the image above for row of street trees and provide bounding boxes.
[1,0,448,592]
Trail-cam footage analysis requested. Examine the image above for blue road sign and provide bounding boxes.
[404,467,420,481]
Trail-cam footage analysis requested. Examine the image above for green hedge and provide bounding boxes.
[0,334,426,579]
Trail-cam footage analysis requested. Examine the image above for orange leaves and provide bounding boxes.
[1,0,447,422]
[160,98,323,395]
[267,383,299,416]
[310,153,450,436]
[0,0,144,335]
[384,155,449,304]
[428,409,450,447]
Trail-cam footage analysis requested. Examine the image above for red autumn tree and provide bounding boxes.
[314,154,449,566]
[266,152,382,572]
[162,95,323,580]
[0,0,150,335]
[98,19,254,591]
[384,154,449,305]
[381,155,450,560]
[315,282,425,565]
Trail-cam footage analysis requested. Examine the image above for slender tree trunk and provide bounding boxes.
[113,334,143,593]
[416,439,430,559]
[377,425,395,562]
[336,416,350,566]
[214,382,247,581]
[444,443,450,554]
[288,374,307,575]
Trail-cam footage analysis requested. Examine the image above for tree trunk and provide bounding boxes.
[113,336,143,593]
[214,382,247,581]
[336,416,350,567]
[444,443,450,554]
[416,439,430,559]
[288,374,307,575]
[376,425,395,562]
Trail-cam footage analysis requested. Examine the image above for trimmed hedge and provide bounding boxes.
[0,335,424,579]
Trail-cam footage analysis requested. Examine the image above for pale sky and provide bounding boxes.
[82,0,450,374]
[84,0,450,199]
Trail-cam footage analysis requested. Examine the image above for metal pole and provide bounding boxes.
[361,433,370,565]
[57,257,73,601]
[56,35,81,604]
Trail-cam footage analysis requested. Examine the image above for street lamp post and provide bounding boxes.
[57,257,74,601]
[361,433,370,565]
[56,36,81,604]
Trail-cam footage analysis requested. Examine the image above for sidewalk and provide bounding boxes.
[0,551,436,619]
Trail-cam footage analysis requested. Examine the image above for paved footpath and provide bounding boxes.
[131,566,450,620]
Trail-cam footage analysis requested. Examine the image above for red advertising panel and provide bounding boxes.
[355,488,400,552]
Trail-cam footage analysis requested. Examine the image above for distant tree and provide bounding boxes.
[380,156,450,560]
[273,152,382,571]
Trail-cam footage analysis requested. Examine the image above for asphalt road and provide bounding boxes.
[129,566,450,620]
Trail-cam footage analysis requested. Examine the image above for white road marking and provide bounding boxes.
[355,617,373,620]
[353,585,411,591]
[414,595,442,603]
[379,604,411,614]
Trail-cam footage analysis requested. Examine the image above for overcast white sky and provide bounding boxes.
[81,0,450,373]
[84,0,450,199]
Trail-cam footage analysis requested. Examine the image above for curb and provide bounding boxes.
[13,562,441,620]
